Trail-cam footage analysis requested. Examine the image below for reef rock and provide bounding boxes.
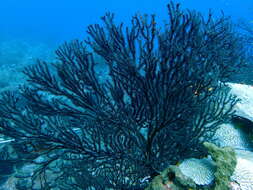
[212,123,252,150]
[228,82,253,123]
[208,83,253,152]
[179,146,253,190]
[231,150,253,190]
[203,142,237,190]
[145,143,253,190]
[145,166,196,190]
[177,149,253,190]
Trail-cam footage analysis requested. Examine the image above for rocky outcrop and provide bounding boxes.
[203,142,237,190]
[228,83,253,124]
[231,150,253,190]
[145,166,196,190]
[145,143,240,190]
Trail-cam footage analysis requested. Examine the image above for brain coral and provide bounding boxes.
[179,157,215,185]
[212,123,251,150]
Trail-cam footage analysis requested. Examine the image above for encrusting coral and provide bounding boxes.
[146,143,238,190]
[203,142,237,190]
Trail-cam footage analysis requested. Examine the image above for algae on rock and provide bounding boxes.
[145,166,196,190]
[146,142,237,190]
[203,142,237,190]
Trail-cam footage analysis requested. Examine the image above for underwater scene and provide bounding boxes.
[0,0,253,189]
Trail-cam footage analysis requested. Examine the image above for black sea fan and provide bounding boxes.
[0,2,245,189]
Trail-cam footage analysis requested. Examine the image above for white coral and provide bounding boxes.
[179,157,215,185]
[212,123,251,150]
[179,150,253,189]
[231,151,253,190]
[227,82,253,122]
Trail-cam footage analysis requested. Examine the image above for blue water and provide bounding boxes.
[0,1,252,189]
[0,0,252,45]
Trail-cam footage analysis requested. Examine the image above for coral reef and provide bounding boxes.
[227,82,253,122]
[231,150,253,190]
[0,1,246,189]
[178,149,253,190]
[210,83,253,151]
[146,143,238,190]
[145,166,196,190]
[212,123,252,150]
[141,82,253,190]
[203,142,237,190]
[0,40,54,93]
[179,157,215,186]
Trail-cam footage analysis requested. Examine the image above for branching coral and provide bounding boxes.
[0,2,246,189]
